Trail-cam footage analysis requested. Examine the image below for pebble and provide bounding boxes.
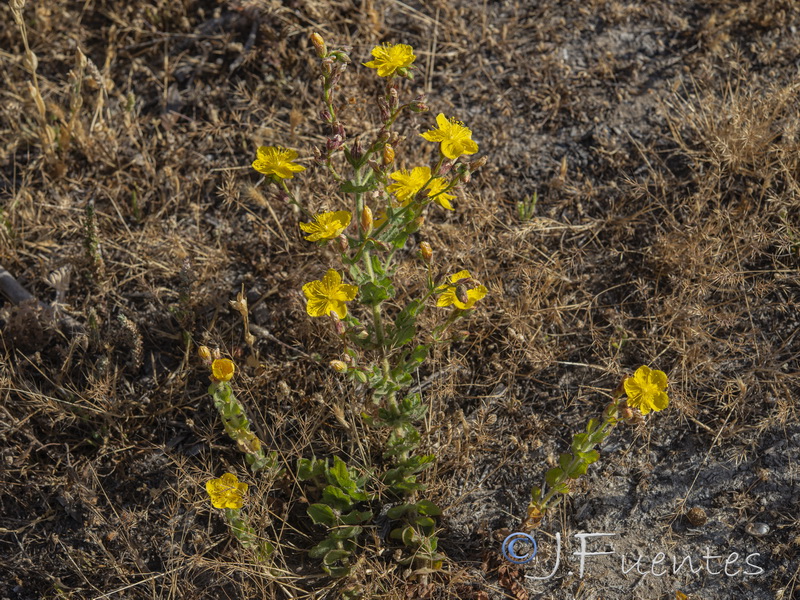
[745,522,769,537]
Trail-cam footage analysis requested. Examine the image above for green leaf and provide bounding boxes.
[340,180,377,194]
[570,433,590,454]
[392,233,409,248]
[413,516,435,531]
[331,525,363,539]
[322,485,353,511]
[545,467,563,487]
[323,549,351,565]
[308,538,339,559]
[585,418,599,433]
[578,449,600,464]
[341,509,373,525]
[531,486,542,502]
[298,457,325,480]
[401,526,421,547]
[552,482,570,495]
[328,456,354,490]
[391,325,416,347]
[360,281,390,305]
[386,504,414,520]
[307,504,336,527]
[415,499,442,516]
[566,461,588,479]
[558,453,573,471]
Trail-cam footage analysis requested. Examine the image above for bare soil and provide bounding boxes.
[1,1,799,599]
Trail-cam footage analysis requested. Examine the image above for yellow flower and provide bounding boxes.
[363,43,415,77]
[206,473,248,509]
[387,166,455,209]
[436,270,487,309]
[252,146,306,179]
[421,113,479,160]
[624,366,669,415]
[302,270,358,318]
[299,211,352,241]
[212,358,235,382]
[425,177,455,210]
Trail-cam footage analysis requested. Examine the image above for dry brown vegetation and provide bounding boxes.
[1,1,799,599]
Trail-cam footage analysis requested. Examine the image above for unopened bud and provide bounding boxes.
[356,329,369,340]
[410,95,429,113]
[335,122,345,138]
[333,318,346,336]
[321,58,333,76]
[455,284,470,305]
[438,161,453,175]
[462,171,471,184]
[382,144,395,165]
[326,134,343,152]
[420,241,432,262]
[330,360,348,373]
[197,346,212,362]
[319,109,332,123]
[337,235,348,252]
[310,32,327,57]
[361,206,373,233]
[469,156,488,171]
[620,406,634,421]
[389,87,399,110]
[377,96,390,121]
[352,139,363,160]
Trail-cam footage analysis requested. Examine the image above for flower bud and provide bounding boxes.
[321,58,333,76]
[382,144,395,165]
[361,206,373,233]
[356,329,369,340]
[310,32,327,57]
[326,134,343,152]
[620,406,634,421]
[352,139,363,160]
[420,241,432,262]
[330,360,348,373]
[469,156,488,171]
[438,161,453,175]
[333,317,346,336]
[389,87,399,110]
[377,96,390,121]
[337,235,349,253]
[319,109,332,123]
[410,94,429,113]
[197,345,212,362]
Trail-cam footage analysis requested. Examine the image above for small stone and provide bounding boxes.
[745,522,769,537]
[686,507,707,526]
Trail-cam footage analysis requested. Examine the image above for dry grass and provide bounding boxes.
[1,0,799,599]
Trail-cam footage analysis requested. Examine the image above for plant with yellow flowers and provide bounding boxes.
[205,472,273,559]
[248,34,489,577]
[198,347,281,476]
[521,366,670,531]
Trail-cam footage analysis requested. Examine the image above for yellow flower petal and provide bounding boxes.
[211,358,235,382]
[299,211,352,241]
[252,146,306,179]
[303,270,357,318]
[206,473,248,509]
[364,43,416,78]
[421,114,479,160]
